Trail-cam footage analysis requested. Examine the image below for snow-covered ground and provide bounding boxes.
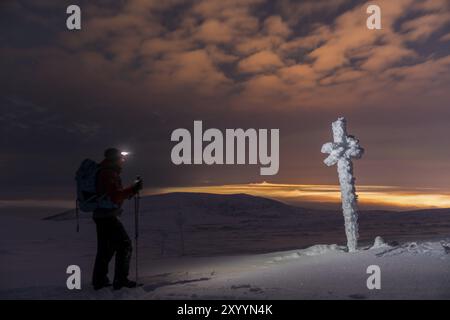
[1,193,450,299]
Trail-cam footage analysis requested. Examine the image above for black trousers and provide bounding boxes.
[92,216,132,285]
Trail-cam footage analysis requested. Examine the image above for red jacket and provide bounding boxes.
[96,160,135,207]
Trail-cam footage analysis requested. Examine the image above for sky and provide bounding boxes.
[1,0,450,210]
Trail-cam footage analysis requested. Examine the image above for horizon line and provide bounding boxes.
[3,182,450,212]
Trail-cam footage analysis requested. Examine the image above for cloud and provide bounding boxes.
[140,38,193,57]
[263,15,291,38]
[307,0,415,72]
[277,0,350,25]
[278,64,318,86]
[401,13,450,42]
[148,49,233,96]
[3,0,450,112]
[413,0,450,12]
[320,69,365,85]
[441,32,450,42]
[233,0,450,109]
[195,19,234,43]
[383,55,450,84]
[279,26,331,53]
[235,36,284,55]
[205,45,239,64]
[359,45,417,72]
[238,50,284,73]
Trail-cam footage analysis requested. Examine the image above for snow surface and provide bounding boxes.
[1,193,450,299]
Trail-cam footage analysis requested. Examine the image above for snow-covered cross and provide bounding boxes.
[321,117,364,252]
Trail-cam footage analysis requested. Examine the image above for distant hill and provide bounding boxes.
[44,192,450,222]
[43,192,306,221]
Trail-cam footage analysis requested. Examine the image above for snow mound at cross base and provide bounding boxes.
[370,236,390,249]
[267,239,450,265]
[376,241,450,258]
[271,244,347,262]
[299,244,347,256]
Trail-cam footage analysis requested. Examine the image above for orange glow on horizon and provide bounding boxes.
[150,182,450,210]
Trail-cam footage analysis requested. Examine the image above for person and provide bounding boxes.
[92,147,143,290]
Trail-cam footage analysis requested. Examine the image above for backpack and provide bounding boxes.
[76,159,101,212]
[75,159,118,231]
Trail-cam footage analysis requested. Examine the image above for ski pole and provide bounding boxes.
[134,175,141,283]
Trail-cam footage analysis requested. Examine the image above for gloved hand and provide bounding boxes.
[133,177,143,193]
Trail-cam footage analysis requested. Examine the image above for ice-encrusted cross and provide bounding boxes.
[321,117,364,252]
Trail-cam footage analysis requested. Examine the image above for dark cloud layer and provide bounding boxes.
[0,0,450,202]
